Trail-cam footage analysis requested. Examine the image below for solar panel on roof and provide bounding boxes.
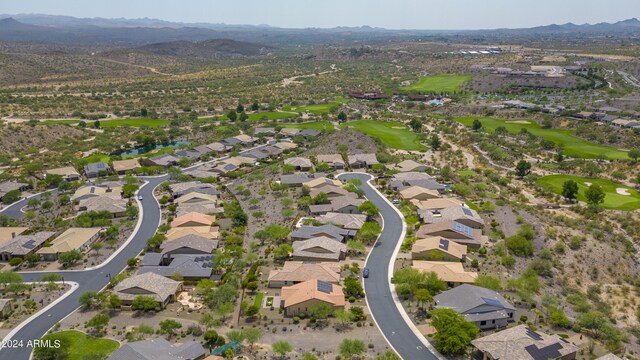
[317,280,333,294]
[452,221,473,236]
[22,240,36,249]
[525,328,543,341]
[461,207,473,216]
[525,343,562,360]
[438,239,449,251]
[481,297,503,308]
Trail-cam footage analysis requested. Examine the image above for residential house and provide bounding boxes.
[280,174,310,186]
[0,181,29,201]
[160,235,219,256]
[174,149,202,162]
[84,162,111,178]
[183,167,218,180]
[412,198,464,211]
[205,142,229,153]
[113,272,182,309]
[299,129,322,138]
[0,231,56,261]
[391,159,428,173]
[316,154,345,169]
[268,261,341,288]
[274,141,298,150]
[171,212,216,228]
[303,177,342,190]
[347,153,379,169]
[412,261,478,287]
[262,145,284,157]
[254,127,276,136]
[309,196,364,215]
[291,224,356,242]
[315,212,367,230]
[244,149,270,161]
[0,299,12,319]
[169,181,219,199]
[412,237,467,262]
[0,227,28,247]
[284,157,313,171]
[166,226,219,241]
[309,185,352,199]
[399,186,440,201]
[176,204,223,217]
[223,156,255,166]
[78,197,128,217]
[416,221,484,248]
[389,172,445,192]
[471,325,578,360]
[234,134,256,145]
[71,185,120,202]
[37,227,102,261]
[419,206,485,229]
[280,279,346,316]
[174,193,218,206]
[111,159,140,175]
[292,236,347,261]
[221,137,241,147]
[211,162,238,175]
[138,254,217,281]
[45,167,81,181]
[193,145,213,156]
[144,154,180,167]
[107,338,205,360]
[280,128,301,137]
[434,284,515,330]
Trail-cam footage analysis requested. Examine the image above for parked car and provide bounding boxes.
[363,268,370,278]
[137,195,143,201]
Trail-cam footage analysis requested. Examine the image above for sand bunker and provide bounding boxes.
[616,188,631,196]
[506,120,531,124]
[584,182,592,187]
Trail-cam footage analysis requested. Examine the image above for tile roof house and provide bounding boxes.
[303,177,342,189]
[391,159,428,173]
[176,204,223,217]
[274,141,298,150]
[412,260,478,286]
[434,284,515,330]
[205,142,230,153]
[111,159,140,175]
[411,197,465,211]
[416,221,484,248]
[138,254,217,281]
[169,181,219,195]
[254,127,276,135]
[183,167,219,180]
[280,278,346,316]
[166,226,219,241]
[0,181,29,200]
[171,212,216,228]
[211,162,239,175]
[36,227,102,261]
[84,162,111,178]
[291,224,356,242]
[411,237,467,262]
[0,231,56,261]
[281,173,310,186]
[233,134,256,145]
[0,227,29,246]
[223,156,255,166]
[309,185,352,200]
[292,236,347,261]
[45,167,81,181]
[71,185,113,202]
[174,149,202,161]
[316,154,345,169]
[280,128,301,136]
[299,129,322,137]
[284,157,313,171]
[471,325,578,359]
[399,186,441,201]
[243,149,271,161]
[347,153,379,168]
[113,272,182,308]
[174,193,218,206]
[107,338,205,360]
[160,234,219,256]
[268,261,341,288]
[419,206,485,229]
[309,196,364,215]
[78,197,128,217]
[145,154,180,167]
[315,212,367,230]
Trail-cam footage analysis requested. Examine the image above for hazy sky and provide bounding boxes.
[2,0,639,30]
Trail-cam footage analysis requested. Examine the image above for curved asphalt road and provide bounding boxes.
[0,176,167,360]
[338,173,440,360]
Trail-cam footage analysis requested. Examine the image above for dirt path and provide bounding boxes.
[280,64,339,87]
[448,143,476,169]
[101,58,175,76]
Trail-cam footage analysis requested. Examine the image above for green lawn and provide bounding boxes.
[37,330,119,360]
[254,292,264,308]
[282,96,348,114]
[458,170,478,177]
[536,174,640,210]
[79,153,111,163]
[401,74,472,92]
[281,121,334,131]
[456,117,629,160]
[340,120,427,151]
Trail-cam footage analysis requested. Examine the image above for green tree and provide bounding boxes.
[273,243,293,260]
[585,184,605,208]
[514,160,532,178]
[127,257,138,268]
[308,302,334,320]
[339,339,366,359]
[409,118,422,132]
[226,109,237,121]
[430,134,442,151]
[214,302,235,323]
[272,340,293,359]
[376,351,401,360]
[337,111,347,122]
[132,295,159,312]
[79,291,101,308]
[242,328,263,353]
[335,309,354,329]
[414,288,432,311]
[159,319,182,338]
[107,294,121,310]
[583,162,601,177]
[431,308,479,355]
[86,313,109,335]
[58,249,83,267]
[346,239,366,256]
[561,179,579,200]
[0,271,22,289]
[358,201,379,217]
[356,221,381,244]
[343,276,365,298]
[472,119,482,131]
[548,307,570,328]
[475,275,502,291]
[629,148,640,162]
[302,352,319,360]
[2,190,21,204]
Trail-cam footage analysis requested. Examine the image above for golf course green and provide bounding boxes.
[401,74,472,93]
[536,174,640,210]
[456,117,629,160]
[340,120,426,151]
[282,97,348,114]
[281,121,334,131]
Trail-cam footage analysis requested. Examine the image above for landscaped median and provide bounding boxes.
[536,174,640,210]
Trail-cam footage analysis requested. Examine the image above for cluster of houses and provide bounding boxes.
[72,181,130,217]
[0,226,103,262]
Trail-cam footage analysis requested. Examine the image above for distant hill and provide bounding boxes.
[138,39,273,58]
[493,18,640,35]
